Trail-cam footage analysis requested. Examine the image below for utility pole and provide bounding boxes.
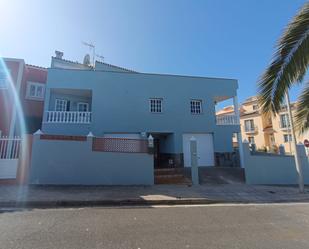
[287,111,292,154]
[285,92,304,193]
[233,95,245,168]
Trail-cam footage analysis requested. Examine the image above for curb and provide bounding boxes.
[0,198,224,209]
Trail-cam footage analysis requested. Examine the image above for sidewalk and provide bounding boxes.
[0,184,309,208]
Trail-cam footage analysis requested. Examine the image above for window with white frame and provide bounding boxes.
[190,99,202,114]
[244,119,255,132]
[283,134,292,143]
[77,102,89,112]
[252,104,259,110]
[26,82,45,100]
[280,114,290,128]
[55,99,67,111]
[149,98,162,113]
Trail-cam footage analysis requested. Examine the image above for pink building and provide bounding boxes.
[0,58,47,137]
[0,58,47,183]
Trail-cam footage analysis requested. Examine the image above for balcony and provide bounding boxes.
[216,115,239,125]
[45,111,92,124]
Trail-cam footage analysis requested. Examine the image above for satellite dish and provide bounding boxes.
[83,54,91,65]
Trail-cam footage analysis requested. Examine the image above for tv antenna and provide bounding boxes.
[96,54,105,62]
[82,41,95,66]
[82,41,105,66]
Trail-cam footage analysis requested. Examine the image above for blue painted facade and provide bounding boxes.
[30,135,154,185]
[41,58,240,163]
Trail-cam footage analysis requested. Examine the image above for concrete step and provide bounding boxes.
[154,168,191,185]
[155,176,191,185]
[154,168,184,176]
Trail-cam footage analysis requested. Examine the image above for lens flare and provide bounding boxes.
[0,58,28,193]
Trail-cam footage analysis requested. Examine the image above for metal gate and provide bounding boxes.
[0,136,21,179]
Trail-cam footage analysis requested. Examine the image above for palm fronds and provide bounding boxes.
[258,2,309,119]
[295,84,309,133]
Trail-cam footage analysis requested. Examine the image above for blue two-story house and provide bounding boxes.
[41,52,242,169]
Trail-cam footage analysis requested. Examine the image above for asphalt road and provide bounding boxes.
[1,204,309,249]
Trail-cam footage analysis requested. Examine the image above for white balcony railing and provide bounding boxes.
[46,111,92,124]
[216,115,239,125]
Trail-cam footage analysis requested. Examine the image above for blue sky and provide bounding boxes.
[0,0,307,104]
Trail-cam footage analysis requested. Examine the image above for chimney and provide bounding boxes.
[55,50,64,59]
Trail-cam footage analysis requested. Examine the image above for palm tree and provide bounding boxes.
[258,2,309,134]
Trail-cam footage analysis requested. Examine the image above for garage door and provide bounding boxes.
[182,133,214,167]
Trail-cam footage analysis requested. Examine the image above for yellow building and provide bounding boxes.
[217,96,309,154]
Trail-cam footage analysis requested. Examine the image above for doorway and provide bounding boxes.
[149,133,174,169]
[153,138,160,169]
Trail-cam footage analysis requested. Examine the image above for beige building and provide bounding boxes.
[217,96,309,154]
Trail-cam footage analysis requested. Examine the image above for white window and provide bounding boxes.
[190,100,202,114]
[0,68,9,89]
[149,98,162,113]
[26,82,45,100]
[252,104,259,110]
[77,102,89,112]
[283,134,292,143]
[280,114,290,128]
[55,99,67,111]
[244,119,255,132]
